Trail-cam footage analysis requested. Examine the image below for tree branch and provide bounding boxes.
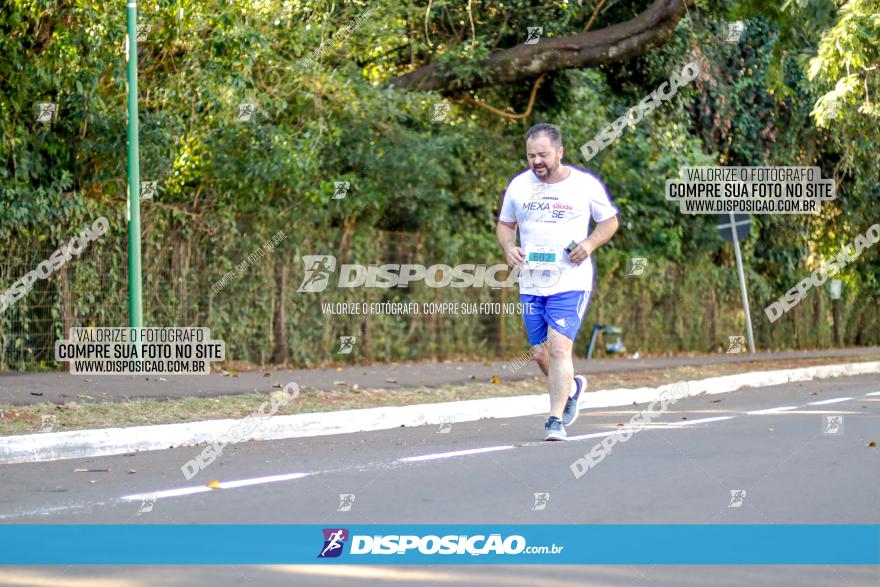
[392,0,686,93]
[458,73,547,120]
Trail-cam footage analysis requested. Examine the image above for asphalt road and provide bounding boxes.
[2,346,879,406]
[1,373,878,585]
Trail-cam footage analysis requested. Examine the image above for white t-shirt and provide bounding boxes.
[498,164,618,296]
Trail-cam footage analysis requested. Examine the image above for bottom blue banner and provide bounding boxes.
[0,525,878,564]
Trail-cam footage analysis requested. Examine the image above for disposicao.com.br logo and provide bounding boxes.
[297,255,561,292]
[317,528,564,558]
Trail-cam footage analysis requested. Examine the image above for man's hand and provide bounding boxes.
[569,216,619,265]
[504,245,526,267]
[567,239,594,265]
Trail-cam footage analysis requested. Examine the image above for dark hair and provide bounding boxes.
[525,123,563,148]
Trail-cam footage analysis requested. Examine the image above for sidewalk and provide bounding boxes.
[4,358,879,464]
[2,347,879,407]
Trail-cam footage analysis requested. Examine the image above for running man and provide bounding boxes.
[496,123,619,441]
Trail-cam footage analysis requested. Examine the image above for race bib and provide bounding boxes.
[524,245,560,268]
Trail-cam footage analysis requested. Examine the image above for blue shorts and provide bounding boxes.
[520,290,591,346]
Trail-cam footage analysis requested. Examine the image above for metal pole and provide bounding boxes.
[586,324,603,360]
[730,213,755,354]
[126,1,143,328]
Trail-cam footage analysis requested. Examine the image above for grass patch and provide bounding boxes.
[1,354,877,436]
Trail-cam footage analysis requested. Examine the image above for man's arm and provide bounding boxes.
[496,220,525,266]
[567,216,619,265]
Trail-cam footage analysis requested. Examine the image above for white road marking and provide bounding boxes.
[668,416,736,426]
[807,397,854,405]
[746,406,800,415]
[121,472,312,501]
[215,472,312,489]
[397,446,513,462]
[8,383,879,518]
[7,361,879,466]
[0,501,112,521]
[566,431,619,441]
[121,486,212,501]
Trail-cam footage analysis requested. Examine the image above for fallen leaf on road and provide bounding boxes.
[711,399,721,403]
[263,372,271,377]
[207,480,221,489]
[77,395,93,400]
[386,378,397,383]
[868,441,877,448]
[30,392,43,396]
[128,469,137,474]
[490,376,500,384]
[333,381,348,386]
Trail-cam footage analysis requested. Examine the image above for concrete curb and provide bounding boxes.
[2,360,878,465]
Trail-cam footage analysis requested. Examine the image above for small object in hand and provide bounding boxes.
[565,240,578,254]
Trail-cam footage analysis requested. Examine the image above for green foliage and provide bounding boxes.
[1,0,878,369]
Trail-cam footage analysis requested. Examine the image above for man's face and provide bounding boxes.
[526,134,563,181]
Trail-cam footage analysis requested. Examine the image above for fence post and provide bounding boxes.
[60,263,73,372]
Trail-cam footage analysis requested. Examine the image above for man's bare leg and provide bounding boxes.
[532,328,574,419]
